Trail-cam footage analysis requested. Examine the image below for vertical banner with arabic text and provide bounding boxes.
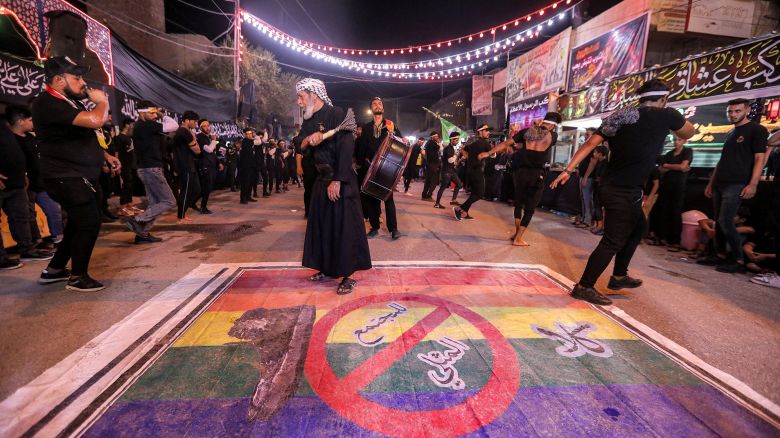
[472,75,494,116]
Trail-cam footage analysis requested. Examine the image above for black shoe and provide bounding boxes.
[391,230,402,240]
[101,215,117,223]
[1,258,23,270]
[423,197,435,202]
[571,285,612,305]
[199,208,213,214]
[337,278,357,295]
[263,193,271,198]
[607,275,643,290]
[450,200,460,206]
[249,197,259,202]
[66,276,105,292]
[135,234,163,244]
[716,263,746,273]
[240,200,249,204]
[276,189,282,193]
[453,207,463,221]
[696,255,724,266]
[20,250,53,262]
[463,214,475,220]
[230,188,237,192]
[433,203,445,209]
[367,228,379,238]
[39,268,70,284]
[309,271,327,281]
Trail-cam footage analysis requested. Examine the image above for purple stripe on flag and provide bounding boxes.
[84,385,775,437]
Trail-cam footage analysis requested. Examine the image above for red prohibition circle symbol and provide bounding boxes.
[304,293,521,437]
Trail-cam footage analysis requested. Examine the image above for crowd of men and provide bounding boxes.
[1,58,777,299]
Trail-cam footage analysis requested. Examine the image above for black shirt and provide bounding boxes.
[133,119,164,169]
[424,140,441,167]
[173,127,197,173]
[409,143,422,167]
[660,146,693,187]
[0,124,26,190]
[356,120,401,174]
[299,105,355,182]
[644,166,660,194]
[441,143,458,172]
[115,133,135,170]
[31,91,103,179]
[714,122,768,186]
[512,127,556,170]
[463,138,492,172]
[197,132,217,170]
[596,106,686,188]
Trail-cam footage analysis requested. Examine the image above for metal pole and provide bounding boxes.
[234,0,241,114]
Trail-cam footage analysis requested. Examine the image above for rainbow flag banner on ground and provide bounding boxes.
[69,263,778,436]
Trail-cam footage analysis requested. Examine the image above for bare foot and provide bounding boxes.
[176,217,193,225]
[512,237,530,246]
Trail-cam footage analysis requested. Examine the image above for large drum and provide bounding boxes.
[361,135,412,201]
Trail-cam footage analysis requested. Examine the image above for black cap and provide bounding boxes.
[475,124,492,133]
[449,131,460,138]
[430,131,439,137]
[44,56,90,77]
[182,110,199,121]
[243,127,255,133]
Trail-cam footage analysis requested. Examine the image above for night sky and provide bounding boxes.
[165,0,619,116]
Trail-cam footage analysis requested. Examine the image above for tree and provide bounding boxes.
[180,39,300,129]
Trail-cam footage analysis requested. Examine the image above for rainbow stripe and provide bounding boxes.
[84,266,776,437]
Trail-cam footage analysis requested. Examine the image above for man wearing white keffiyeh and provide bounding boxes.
[294,78,372,295]
[296,78,333,120]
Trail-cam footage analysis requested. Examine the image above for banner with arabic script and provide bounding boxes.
[507,94,549,137]
[557,85,608,122]
[506,28,572,104]
[603,35,780,112]
[567,13,649,92]
[0,54,45,105]
[472,75,494,116]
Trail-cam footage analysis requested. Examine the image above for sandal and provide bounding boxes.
[309,272,326,281]
[336,278,357,295]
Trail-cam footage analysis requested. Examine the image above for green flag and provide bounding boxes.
[439,117,470,145]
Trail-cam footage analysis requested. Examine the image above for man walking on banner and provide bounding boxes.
[356,97,403,240]
[550,79,695,305]
[421,132,441,201]
[296,78,371,295]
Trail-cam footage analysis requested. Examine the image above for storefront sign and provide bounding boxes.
[687,0,755,39]
[507,94,549,136]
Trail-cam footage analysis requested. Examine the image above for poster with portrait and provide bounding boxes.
[506,28,572,104]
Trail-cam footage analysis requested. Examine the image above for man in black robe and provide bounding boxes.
[195,119,218,214]
[296,78,371,295]
[421,132,441,200]
[238,127,258,204]
[356,97,403,240]
[403,137,423,194]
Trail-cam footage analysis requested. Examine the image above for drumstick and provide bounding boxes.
[321,108,357,140]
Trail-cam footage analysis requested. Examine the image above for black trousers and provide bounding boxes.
[436,170,462,205]
[656,182,686,245]
[579,184,647,288]
[44,177,102,276]
[403,165,419,192]
[460,171,485,212]
[0,188,34,256]
[120,167,135,205]
[176,168,201,219]
[422,165,440,199]
[239,168,254,202]
[512,169,545,226]
[365,192,397,232]
[225,162,237,190]
[263,162,273,195]
[198,169,215,210]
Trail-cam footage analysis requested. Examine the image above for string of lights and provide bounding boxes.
[243,0,574,57]
[239,4,573,81]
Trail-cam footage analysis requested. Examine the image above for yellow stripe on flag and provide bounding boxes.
[173,307,634,347]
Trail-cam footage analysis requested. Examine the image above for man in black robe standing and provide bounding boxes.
[421,132,441,201]
[296,78,371,295]
[356,97,403,240]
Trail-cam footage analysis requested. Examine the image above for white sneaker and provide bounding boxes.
[750,273,779,287]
